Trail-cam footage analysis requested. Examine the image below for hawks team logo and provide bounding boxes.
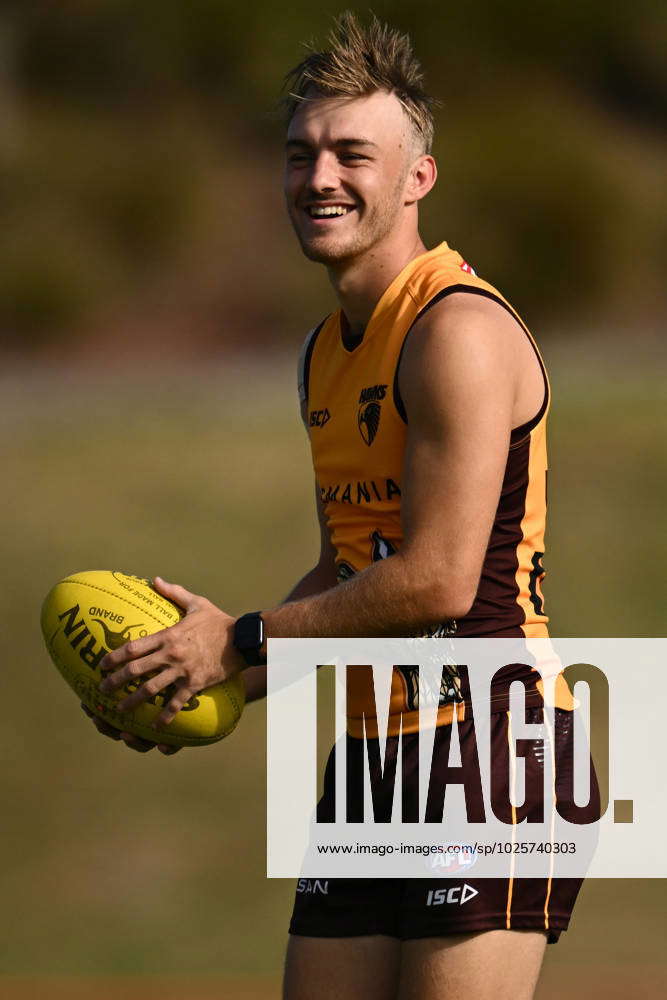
[357,384,388,446]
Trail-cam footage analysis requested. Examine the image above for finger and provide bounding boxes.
[100,632,165,674]
[152,576,201,614]
[120,731,156,753]
[94,717,123,740]
[99,652,172,695]
[154,685,196,727]
[80,702,122,740]
[115,666,182,712]
[157,743,182,755]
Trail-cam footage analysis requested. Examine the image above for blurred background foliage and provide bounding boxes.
[1,1,666,360]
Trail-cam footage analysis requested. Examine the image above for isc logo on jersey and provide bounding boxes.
[309,408,331,428]
[426,884,478,906]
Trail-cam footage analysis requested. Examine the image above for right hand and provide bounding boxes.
[80,703,182,755]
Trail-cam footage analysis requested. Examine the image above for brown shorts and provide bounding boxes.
[289,708,600,944]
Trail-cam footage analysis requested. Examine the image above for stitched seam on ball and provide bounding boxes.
[63,578,179,628]
[225,689,242,721]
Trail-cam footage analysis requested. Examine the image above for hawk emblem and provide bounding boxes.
[357,383,387,446]
[358,402,381,445]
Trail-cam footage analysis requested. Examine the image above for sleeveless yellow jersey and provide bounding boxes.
[298,242,571,737]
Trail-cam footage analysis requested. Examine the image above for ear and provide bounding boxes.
[404,155,437,205]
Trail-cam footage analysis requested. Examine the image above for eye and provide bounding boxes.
[339,153,367,162]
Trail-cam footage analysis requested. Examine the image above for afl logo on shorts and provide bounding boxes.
[358,384,388,446]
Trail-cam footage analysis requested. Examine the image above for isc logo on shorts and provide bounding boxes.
[426,884,478,906]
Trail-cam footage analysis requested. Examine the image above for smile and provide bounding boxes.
[306,205,355,219]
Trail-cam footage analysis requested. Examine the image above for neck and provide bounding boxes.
[326,231,428,337]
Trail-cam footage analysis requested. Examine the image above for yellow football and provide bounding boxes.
[40,570,245,747]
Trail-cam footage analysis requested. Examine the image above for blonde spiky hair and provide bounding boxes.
[283,11,436,154]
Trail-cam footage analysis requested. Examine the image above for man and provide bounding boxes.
[88,13,588,999]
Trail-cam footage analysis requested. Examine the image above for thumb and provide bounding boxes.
[152,576,201,614]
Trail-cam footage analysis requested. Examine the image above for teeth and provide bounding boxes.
[309,205,351,217]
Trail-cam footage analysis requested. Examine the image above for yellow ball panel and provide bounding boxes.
[40,570,245,747]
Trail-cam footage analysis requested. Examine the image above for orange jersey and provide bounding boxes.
[298,242,570,736]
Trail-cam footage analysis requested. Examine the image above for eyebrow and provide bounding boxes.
[285,138,379,150]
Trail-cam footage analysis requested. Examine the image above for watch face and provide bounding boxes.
[234,613,265,668]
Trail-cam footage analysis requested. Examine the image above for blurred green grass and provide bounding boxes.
[0,347,665,993]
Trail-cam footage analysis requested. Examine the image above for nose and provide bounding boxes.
[308,151,340,194]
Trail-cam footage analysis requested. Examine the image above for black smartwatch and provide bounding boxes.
[233,611,266,667]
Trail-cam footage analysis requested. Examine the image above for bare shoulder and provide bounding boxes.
[399,293,518,409]
[408,290,529,362]
[398,291,541,426]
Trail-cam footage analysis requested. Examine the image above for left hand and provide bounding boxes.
[80,702,181,754]
[98,577,245,728]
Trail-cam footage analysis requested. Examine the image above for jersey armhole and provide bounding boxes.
[297,317,328,417]
[393,284,549,440]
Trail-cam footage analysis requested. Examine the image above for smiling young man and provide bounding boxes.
[87,12,590,999]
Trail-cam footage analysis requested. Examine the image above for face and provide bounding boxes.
[284,90,423,265]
